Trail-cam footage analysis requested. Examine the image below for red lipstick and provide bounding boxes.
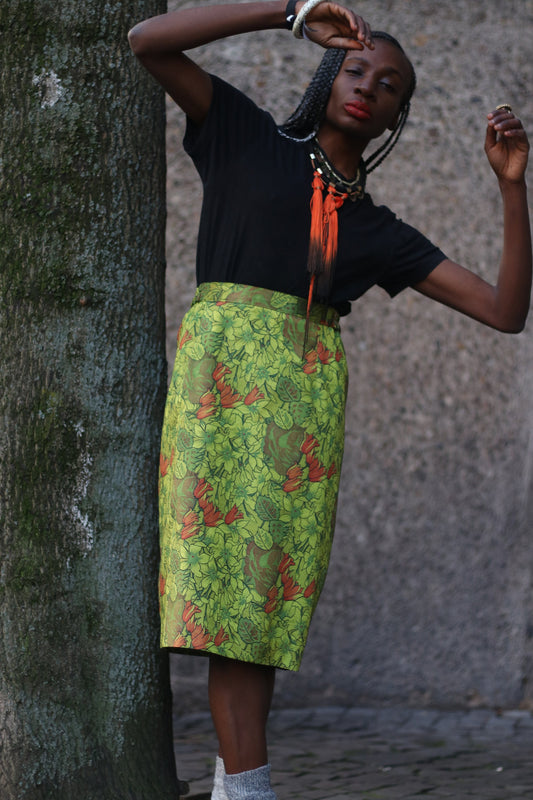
[344,101,372,121]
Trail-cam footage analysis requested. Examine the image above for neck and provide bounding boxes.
[316,127,366,181]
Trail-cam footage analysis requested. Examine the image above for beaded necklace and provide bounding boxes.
[308,136,366,202]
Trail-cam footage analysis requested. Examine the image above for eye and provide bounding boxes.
[379,80,397,93]
[345,67,363,77]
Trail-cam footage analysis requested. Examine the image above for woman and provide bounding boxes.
[129,2,531,798]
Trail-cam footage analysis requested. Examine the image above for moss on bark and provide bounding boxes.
[0,2,180,797]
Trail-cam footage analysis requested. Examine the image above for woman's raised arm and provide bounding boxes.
[415,107,531,333]
[128,1,372,123]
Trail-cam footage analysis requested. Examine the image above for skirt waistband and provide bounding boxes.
[193,282,340,330]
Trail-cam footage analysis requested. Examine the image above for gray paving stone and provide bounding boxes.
[174,707,533,799]
[374,708,414,731]
[398,708,441,733]
[513,714,533,731]
[483,714,518,736]
[333,707,381,732]
[268,708,314,732]
[302,706,348,729]
[456,709,494,731]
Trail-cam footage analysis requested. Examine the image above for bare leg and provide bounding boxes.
[208,655,275,774]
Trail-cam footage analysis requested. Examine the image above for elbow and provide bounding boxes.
[128,22,149,57]
[505,320,527,334]
[488,294,531,333]
[493,311,529,334]
[499,323,525,335]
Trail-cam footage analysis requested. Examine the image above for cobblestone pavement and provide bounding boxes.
[174,706,533,800]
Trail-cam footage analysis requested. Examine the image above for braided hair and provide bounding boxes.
[278,32,417,172]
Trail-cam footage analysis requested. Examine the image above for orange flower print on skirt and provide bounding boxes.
[158,282,348,671]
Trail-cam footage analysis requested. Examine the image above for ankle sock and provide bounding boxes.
[223,764,277,800]
[211,755,229,800]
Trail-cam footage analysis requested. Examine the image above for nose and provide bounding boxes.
[355,82,375,99]
[354,76,377,99]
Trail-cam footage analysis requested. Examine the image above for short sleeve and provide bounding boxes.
[377,214,447,297]
[183,76,278,183]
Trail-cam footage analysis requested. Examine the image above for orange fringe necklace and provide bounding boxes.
[304,139,366,353]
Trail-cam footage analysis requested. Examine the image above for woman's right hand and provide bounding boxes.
[299,2,374,50]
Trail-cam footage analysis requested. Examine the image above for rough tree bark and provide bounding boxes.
[0,2,181,798]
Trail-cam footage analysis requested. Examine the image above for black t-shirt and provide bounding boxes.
[184,76,446,315]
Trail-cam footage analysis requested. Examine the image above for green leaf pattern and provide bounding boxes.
[158,283,348,671]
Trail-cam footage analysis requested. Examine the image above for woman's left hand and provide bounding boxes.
[485,107,529,184]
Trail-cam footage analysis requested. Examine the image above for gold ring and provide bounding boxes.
[496,103,513,113]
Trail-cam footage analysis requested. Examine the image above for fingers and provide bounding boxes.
[308,4,374,50]
[332,12,373,51]
[487,107,525,139]
[351,13,374,48]
[325,37,365,50]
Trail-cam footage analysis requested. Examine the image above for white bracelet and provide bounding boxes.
[302,22,312,41]
[292,0,325,39]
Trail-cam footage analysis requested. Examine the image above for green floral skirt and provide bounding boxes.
[158,282,348,671]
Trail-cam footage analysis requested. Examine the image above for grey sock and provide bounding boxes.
[211,755,229,800]
[223,763,277,800]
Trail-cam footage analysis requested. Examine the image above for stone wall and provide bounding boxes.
[164,0,533,713]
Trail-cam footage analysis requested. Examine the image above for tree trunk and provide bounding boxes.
[0,2,181,797]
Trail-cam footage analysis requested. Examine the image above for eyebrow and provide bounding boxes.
[343,56,404,79]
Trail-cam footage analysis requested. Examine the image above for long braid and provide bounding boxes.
[365,32,416,172]
[278,32,417,171]
[365,102,410,172]
[278,49,346,141]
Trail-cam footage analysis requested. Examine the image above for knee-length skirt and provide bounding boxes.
[158,282,348,671]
